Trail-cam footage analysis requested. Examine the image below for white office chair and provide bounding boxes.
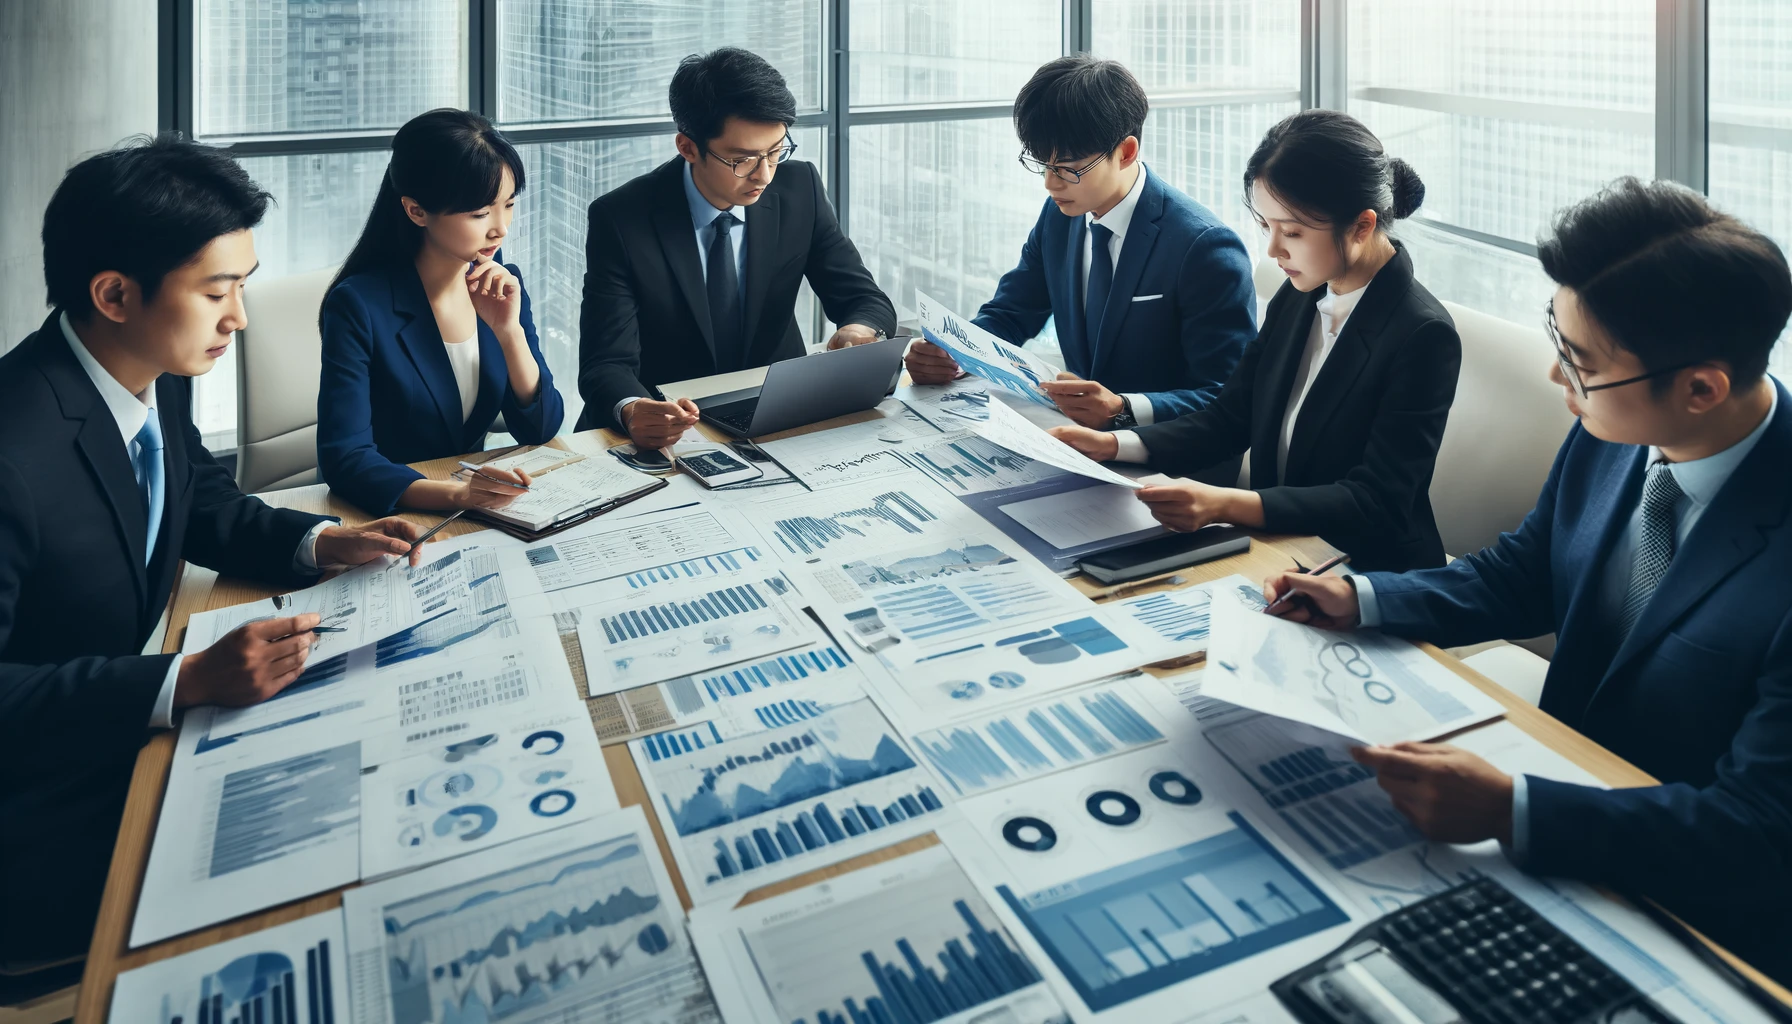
[235,265,338,494]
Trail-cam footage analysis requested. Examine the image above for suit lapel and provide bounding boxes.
[1058,215,1092,373]
[653,160,715,360]
[742,192,781,364]
[1252,289,1321,486]
[1593,388,1792,703]
[390,266,465,441]
[468,318,506,442]
[34,314,150,600]
[1092,173,1162,376]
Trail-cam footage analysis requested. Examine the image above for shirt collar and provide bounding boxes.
[683,159,746,233]
[1648,379,1779,508]
[1088,162,1149,242]
[59,311,155,445]
[1315,281,1366,337]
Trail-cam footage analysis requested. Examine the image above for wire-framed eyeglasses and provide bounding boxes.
[706,136,798,178]
[1018,150,1110,184]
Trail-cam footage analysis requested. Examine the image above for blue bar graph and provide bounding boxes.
[597,582,768,644]
[754,699,828,728]
[1121,588,1214,644]
[209,743,359,879]
[169,939,334,1024]
[771,490,940,555]
[642,721,728,762]
[697,646,855,702]
[796,900,1043,1024]
[913,685,1165,795]
[707,788,945,883]
[625,547,762,588]
[905,435,1057,493]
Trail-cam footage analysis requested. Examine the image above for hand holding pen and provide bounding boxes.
[1261,553,1360,630]
[455,459,533,511]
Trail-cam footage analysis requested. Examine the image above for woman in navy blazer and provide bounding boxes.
[318,108,563,515]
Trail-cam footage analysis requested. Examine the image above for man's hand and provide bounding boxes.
[624,397,701,448]
[1135,480,1233,533]
[903,339,962,384]
[459,466,533,511]
[1038,373,1125,428]
[1262,571,1361,629]
[1352,742,1515,845]
[1047,424,1120,461]
[175,614,320,709]
[315,516,427,568]
[825,323,882,350]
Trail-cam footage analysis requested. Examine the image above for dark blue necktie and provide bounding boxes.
[707,214,744,372]
[133,411,165,564]
[1086,221,1114,360]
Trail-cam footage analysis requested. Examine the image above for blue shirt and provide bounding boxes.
[683,160,747,301]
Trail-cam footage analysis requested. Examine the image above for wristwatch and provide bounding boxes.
[1109,395,1138,429]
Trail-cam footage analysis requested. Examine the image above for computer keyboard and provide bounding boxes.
[704,399,758,434]
[1273,878,1682,1024]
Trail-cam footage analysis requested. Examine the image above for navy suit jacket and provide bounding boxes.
[0,313,328,962]
[973,166,1256,421]
[318,258,564,515]
[1363,384,1792,981]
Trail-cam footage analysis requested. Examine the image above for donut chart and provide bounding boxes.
[1085,790,1142,826]
[1001,816,1058,852]
[1148,770,1203,805]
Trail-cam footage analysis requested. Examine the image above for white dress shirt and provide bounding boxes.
[59,313,329,730]
[443,333,481,424]
[1082,164,1156,426]
[1353,380,1779,862]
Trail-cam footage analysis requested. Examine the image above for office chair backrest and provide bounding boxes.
[1431,301,1577,556]
[235,264,338,494]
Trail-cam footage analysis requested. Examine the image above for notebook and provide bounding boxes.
[460,447,667,540]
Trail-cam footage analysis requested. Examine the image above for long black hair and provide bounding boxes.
[1243,109,1423,243]
[324,108,525,317]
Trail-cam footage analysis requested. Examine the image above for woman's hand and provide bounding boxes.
[466,255,522,332]
[458,466,533,510]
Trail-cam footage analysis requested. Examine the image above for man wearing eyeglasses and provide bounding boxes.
[904,55,1256,445]
[575,47,897,444]
[1262,178,1792,985]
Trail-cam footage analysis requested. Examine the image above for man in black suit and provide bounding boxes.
[0,137,425,967]
[576,47,898,444]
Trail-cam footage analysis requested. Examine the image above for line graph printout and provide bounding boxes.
[109,909,350,1024]
[901,431,1071,494]
[630,699,946,906]
[343,807,720,1024]
[915,291,1060,410]
[689,845,1067,1024]
[1204,592,1505,743]
[745,473,978,560]
[755,400,943,488]
[896,378,996,429]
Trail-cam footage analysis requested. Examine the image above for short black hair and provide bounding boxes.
[668,47,796,152]
[1014,55,1149,163]
[1539,177,1791,390]
[42,133,271,317]
[1244,109,1424,243]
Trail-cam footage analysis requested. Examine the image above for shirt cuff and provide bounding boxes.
[1508,773,1531,866]
[1111,430,1150,465]
[148,654,181,730]
[294,520,332,574]
[1350,574,1382,628]
[1123,393,1156,426]
[613,396,648,432]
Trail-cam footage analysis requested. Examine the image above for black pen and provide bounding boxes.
[407,508,466,553]
[458,460,531,490]
[1263,553,1351,615]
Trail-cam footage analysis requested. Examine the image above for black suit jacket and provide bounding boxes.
[1134,244,1460,572]
[0,313,328,963]
[574,157,897,431]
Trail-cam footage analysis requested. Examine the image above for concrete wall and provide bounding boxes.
[0,0,158,348]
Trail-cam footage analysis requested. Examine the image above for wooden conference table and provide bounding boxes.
[74,397,1792,1021]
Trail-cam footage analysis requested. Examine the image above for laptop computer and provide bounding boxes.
[697,338,906,438]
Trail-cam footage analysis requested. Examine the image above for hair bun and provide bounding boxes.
[1389,157,1425,219]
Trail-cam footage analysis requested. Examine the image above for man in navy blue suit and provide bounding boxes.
[1265,178,1792,983]
[905,55,1256,435]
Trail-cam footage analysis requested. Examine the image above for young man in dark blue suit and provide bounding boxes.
[1266,179,1792,983]
[0,137,426,967]
[905,55,1256,438]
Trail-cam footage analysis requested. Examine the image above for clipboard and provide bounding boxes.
[463,475,670,542]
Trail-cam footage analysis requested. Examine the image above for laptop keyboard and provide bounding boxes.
[704,400,758,434]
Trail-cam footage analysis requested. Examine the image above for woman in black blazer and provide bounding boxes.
[1052,110,1461,571]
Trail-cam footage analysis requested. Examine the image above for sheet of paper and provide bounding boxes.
[342,806,720,1024]
[480,454,660,530]
[935,743,1362,1024]
[519,506,759,593]
[915,290,1061,409]
[756,402,943,488]
[358,707,618,879]
[132,738,363,947]
[480,444,584,475]
[629,698,947,906]
[743,470,987,560]
[110,910,350,1024]
[969,393,1144,490]
[1109,573,1261,662]
[1203,591,1506,743]
[636,642,868,745]
[895,377,998,428]
[898,429,1071,494]
[997,483,1160,548]
[688,844,1067,1024]
[575,571,818,694]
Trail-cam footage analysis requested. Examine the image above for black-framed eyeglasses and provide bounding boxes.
[706,136,798,178]
[1018,150,1110,184]
[1545,301,1701,399]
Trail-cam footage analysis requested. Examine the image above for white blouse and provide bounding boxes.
[443,334,480,425]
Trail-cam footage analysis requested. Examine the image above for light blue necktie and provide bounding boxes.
[132,409,165,564]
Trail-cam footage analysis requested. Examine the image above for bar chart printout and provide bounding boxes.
[107,909,350,1024]
[342,808,718,1024]
[910,681,1167,796]
[690,847,1065,1024]
[630,700,948,904]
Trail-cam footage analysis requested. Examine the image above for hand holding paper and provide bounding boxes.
[914,291,1062,408]
[968,396,1144,490]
